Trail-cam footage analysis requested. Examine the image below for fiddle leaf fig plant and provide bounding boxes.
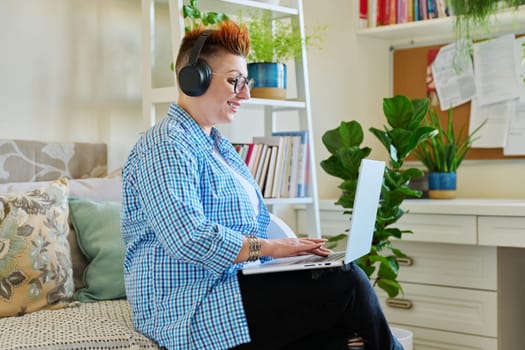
[321,95,438,298]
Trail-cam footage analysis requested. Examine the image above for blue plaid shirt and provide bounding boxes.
[121,104,270,350]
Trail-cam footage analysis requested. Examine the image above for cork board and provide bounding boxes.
[393,43,524,160]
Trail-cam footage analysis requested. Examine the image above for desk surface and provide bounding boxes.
[319,198,525,217]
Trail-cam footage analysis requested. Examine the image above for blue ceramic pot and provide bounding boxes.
[247,62,287,99]
[428,172,457,199]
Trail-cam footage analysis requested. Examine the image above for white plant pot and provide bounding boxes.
[391,327,413,350]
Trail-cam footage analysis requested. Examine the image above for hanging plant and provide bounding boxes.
[448,0,524,57]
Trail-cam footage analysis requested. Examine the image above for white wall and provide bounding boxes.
[0,0,146,172]
[1,0,524,198]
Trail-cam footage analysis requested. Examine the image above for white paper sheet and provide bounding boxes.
[504,100,525,155]
[502,37,525,156]
[472,34,520,106]
[432,42,476,111]
[469,98,514,148]
[516,36,525,104]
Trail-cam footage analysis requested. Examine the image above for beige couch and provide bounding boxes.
[0,140,160,350]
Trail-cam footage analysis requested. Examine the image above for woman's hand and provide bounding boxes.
[261,238,331,258]
[235,237,331,263]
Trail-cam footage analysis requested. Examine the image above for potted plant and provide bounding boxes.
[413,108,485,199]
[320,95,437,298]
[182,0,229,32]
[240,11,325,99]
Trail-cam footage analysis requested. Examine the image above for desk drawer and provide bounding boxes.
[391,241,497,290]
[377,283,497,337]
[392,324,497,350]
[396,214,477,244]
[479,216,525,247]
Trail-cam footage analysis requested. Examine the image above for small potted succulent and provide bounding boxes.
[413,108,485,199]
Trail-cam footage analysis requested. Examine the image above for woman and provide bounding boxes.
[121,21,402,350]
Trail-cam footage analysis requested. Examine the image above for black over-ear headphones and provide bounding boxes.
[178,30,212,97]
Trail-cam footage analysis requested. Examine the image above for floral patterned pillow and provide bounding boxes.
[0,178,74,317]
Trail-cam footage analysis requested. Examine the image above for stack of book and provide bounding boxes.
[234,131,310,199]
[359,0,450,29]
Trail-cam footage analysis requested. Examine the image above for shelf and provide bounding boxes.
[358,5,525,47]
[245,98,306,109]
[149,87,306,109]
[264,197,313,205]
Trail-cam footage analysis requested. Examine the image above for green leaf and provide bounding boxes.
[409,98,430,129]
[383,95,413,128]
[320,155,347,180]
[377,278,402,298]
[322,121,364,154]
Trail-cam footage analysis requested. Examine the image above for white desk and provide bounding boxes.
[318,198,525,350]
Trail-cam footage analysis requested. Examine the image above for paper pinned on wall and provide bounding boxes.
[516,36,525,104]
[472,34,520,107]
[469,98,514,148]
[503,36,525,156]
[431,41,476,111]
[504,102,525,155]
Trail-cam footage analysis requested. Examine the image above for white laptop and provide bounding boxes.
[242,159,385,275]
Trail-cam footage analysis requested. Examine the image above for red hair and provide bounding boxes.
[175,21,250,74]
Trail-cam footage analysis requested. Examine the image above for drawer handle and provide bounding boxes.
[386,298,413,310]
[396,257,414,266]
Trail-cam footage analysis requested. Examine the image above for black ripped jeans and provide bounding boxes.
[231,263,403,350]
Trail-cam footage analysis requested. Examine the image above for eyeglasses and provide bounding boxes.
[212,72,255,94]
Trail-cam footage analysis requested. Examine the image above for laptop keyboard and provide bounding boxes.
[301,251,345,263]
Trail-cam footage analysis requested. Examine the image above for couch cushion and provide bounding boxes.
[0,178,74,317]
[0,176,122,203]
[0,177,122,291]
[68,198,126,302]
[0,299,160,349]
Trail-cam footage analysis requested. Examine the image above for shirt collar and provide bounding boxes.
[168,104,235,159]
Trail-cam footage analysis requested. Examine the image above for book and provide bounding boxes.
[418,0,428,20]
[435,0,448,17]
[368,0,377,28]
[252,136,282,195]
[272,131,309,198]
[359,0,369,29]
[278,137,294,197]
[388,0,397,25]
[271,136,290,198]
[427,0,437,19]
[244,143,256,166]
[263,146,278,198]
[407,0,414,21]
[271,132,297,197]
[247,144,263,177]
[376,0,387,26]
[254,144,269,186]
[397,0,408,23]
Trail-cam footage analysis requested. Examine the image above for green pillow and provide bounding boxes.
[68,198,125,302]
